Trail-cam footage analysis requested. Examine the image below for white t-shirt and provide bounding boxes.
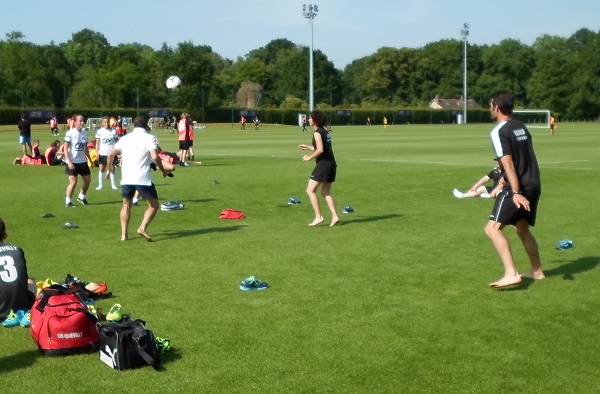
[114,127,158,186]
[64,128,89,164]
[95,127,119,156]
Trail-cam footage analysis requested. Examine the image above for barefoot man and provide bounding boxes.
[485,90,544,287]
[107,116,168,241]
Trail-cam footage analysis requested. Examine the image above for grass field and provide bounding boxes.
[1,121,599,392]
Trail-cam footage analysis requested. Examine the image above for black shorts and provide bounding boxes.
[310,161,337,183]
[122,184,159,201]
[179,141,190,150]
[65,162,91,177]
[188,140,194,147]
[489,188,541,226]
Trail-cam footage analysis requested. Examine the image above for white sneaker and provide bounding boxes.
[111,185,118,190]
[96,185,103,190]
[453,189,464,199]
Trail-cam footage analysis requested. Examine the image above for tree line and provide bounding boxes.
[1,28,599,120]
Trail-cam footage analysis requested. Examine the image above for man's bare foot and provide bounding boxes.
[308,217,324,227]
[330,217,339,226]
[489,275,522,288]
[137,229,153,242]
[521,269,545,280]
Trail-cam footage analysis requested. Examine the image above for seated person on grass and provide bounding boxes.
[0,218,37,326]
[44,140,65,166]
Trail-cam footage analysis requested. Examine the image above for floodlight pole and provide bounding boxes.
[461,23,469,124]
[303,4,318,112]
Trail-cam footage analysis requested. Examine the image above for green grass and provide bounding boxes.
[1,122,599,392]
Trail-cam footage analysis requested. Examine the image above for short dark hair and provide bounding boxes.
[490,90,515,116]
[0,218,6,240]
[133,116,147,128]
[309,110,327,128]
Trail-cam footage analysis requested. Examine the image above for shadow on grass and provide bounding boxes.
[498,256,600,291]
[177,198,218,204]
[338,213,403,225]
[158,225,245,240]
[158,348,182,369]
[0,349,40,373]
[545,256,600,280]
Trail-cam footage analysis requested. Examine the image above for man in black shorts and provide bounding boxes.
[0,218,36,324]
[485,90,544,288]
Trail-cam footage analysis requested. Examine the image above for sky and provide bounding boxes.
[1,0,599,69]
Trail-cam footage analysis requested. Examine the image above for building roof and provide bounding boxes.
[429,95,481,110]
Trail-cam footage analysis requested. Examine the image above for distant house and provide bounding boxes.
[429,95,481,110]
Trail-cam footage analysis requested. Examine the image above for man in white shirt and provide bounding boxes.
[106,116,168,242]
[62,114,92,207]
[95,117,119,190]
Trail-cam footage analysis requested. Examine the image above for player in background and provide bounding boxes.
[95,116,119,190]
[177,113,190,167]
[550,115,556,135]
[240,115,246,131]
[63,114,92,207]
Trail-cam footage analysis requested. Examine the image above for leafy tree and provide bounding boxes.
[474,39,535,105]
[62,29,110,70]
[527,35,572,114]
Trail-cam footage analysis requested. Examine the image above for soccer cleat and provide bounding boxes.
[41,212,55,218]
[111,184,119,189]
[64,222,79,229]
[85,281,108,295]
[155,336,172,353]
[77,197,89,205]
[84,299,98,318]
[288,197,301,205]
[2,310,23,328]
[453,189,464,199]
[66,202,75,207]
[556,239,574,250]
[167,172,174,178]
[96,185,103,190]
[240,276,269,291]
[64,273,83,286]
[480,193,491,199]
[342,206,354,214]
[106,304,122,322]
[19,310,31,327]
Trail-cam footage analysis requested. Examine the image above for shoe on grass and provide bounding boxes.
[85,281,107,295]
[2,310,23,328]
[240,276,269,291]
[106,304,122,322]
[77,197,89,205]
[20,310,31,327]
[155,336,172,352]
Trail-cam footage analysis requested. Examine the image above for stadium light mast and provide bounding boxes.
[302,4,318,112]
[461,23,469,124]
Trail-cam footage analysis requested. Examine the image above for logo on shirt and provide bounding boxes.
[513,128,528,141]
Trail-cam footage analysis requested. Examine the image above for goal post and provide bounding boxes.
[513,109,550,129]
[85,117,104,131]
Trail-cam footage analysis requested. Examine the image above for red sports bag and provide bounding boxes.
[30,285,99,356]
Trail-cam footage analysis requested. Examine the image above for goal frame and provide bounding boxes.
[513,109,550,129]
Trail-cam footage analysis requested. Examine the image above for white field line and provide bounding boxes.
[202,153,598,170]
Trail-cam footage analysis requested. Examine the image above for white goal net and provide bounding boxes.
[513,109,550,129]
[148,117,166,130]
[85,117,104,131]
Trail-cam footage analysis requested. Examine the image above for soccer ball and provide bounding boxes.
[166,75,181,89]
